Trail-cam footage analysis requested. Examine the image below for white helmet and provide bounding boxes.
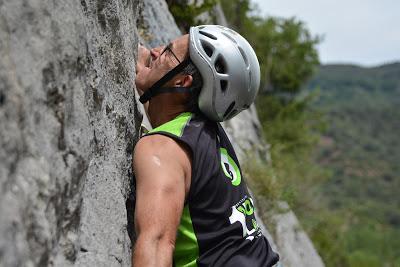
[189,25,260,121]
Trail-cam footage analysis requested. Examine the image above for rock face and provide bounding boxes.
[274,202,325,267]
[0,0,140,266]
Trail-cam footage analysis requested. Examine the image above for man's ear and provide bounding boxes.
[174,74,193,88]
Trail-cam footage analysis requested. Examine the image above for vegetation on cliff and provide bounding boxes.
[166,0,218,31]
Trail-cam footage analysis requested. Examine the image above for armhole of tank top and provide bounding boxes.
[215,122,242,169]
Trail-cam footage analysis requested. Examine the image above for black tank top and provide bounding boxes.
[145,112,279,267]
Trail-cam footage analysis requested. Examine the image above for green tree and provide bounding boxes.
[257,18,320,94]
[166,0,218,32]
[220,0,320,94]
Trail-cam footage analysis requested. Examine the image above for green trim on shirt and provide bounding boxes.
[173,205,199,267]
[149,112,192,137]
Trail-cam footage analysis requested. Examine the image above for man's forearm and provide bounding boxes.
[132,234,175,267]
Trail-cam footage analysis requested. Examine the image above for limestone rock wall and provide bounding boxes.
[0,0,140,266]
[274,202,325,267]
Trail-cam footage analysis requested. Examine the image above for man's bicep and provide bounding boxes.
[133,139,186,238]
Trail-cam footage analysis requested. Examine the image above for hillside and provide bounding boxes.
[305,62,400,266]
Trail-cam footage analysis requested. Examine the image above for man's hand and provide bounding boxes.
[132,135,192,267]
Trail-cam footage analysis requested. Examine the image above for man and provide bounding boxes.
[133,25,279,266]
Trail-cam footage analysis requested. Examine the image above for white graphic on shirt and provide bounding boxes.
[228,196,261,241]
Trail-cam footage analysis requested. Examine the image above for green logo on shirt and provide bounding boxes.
[220,148,241,186]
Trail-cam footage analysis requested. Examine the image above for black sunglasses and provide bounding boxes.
[160,43,181,64]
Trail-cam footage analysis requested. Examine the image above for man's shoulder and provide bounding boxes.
[135,134,192,163]
[135,134,180,155]
[133,134,192,180]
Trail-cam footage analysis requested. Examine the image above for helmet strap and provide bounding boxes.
[139,58,192,104]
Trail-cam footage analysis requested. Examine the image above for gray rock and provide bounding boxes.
[273,202,325,267]
[138,0,181,48]
[212,4,228,26]
[0,0,140,265]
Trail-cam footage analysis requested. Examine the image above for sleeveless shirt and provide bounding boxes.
[144,112,279,267]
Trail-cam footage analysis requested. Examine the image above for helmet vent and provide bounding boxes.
[229,109,238,119]
[220,80,228,92]
[248,70,252,90]
[238,46,249,67]
[201,40,214,57]
[199,30,217,40]
[224,101,236,118]
[215,56,226,74]
[222,32,237,44]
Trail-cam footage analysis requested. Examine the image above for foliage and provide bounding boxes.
[166,0,218,32]
[252,18,320,94]
[220,0,320,94]
[241,155,281,235]
[242,154,281,205]
[304,62,400,266]
[256,93,328,208]
[218,0,253,32]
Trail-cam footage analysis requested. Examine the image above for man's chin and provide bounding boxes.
[134,78,148,95]
[135,83,149,95]
[135,67,152,92]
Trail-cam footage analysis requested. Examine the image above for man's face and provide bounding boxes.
[136,34,189,93]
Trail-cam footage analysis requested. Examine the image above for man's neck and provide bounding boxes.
[148,104,187,128]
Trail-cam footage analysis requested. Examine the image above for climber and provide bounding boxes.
[133,25,279,266]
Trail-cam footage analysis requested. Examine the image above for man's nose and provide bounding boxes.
[150,46,164,60]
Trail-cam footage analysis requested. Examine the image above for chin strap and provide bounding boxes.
[139,59,192,104]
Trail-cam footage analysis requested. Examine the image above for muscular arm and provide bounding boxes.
[132,135,191,267]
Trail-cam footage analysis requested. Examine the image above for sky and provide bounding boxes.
[251,0,400,66]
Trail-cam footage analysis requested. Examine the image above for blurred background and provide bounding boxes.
[169,0,400,266]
